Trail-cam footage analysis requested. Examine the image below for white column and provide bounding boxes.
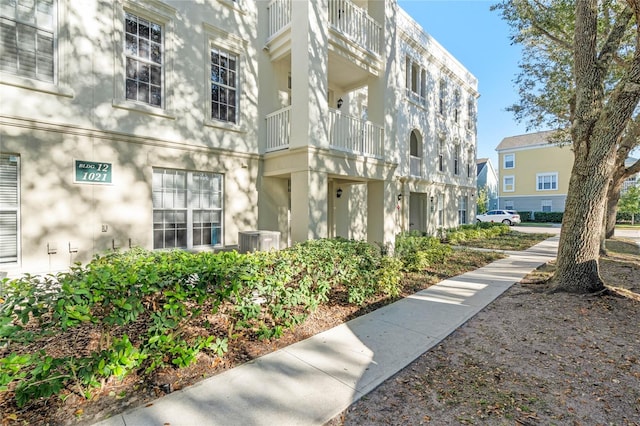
[290,170,329,243]
[290,0,329,150]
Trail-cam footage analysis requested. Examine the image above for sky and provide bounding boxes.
[397,0,530,166]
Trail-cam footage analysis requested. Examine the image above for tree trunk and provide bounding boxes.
[605,177,624,239]
[551,0,640,294]
[551,147,612,293]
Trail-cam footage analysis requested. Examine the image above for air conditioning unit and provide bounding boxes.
[238,231,280,254]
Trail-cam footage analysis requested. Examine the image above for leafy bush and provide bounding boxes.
[395,232,453,272]
[518,211,533,222]
[0,238,405,407]
[445,223,510,245]
[532,212,564,223]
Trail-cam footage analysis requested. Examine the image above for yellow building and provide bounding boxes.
[496,131,573,213]
[0,0,478,277]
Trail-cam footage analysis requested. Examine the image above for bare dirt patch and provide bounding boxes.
[328,239,640,425]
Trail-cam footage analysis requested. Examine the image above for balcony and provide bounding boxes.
[328,0,381,55]
[266,0,381,57]
[267,0,291,40]
[265,107,384,159]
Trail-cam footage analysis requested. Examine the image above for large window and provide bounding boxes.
[438,79,446,114]
[453,89,460,123]
[0,0,55,82]
[541,200,552,212]
[405,55,426,105]
[0,154,19,264]
[467,98,475,130]
[438,138,445,172]
[537,173,558,191]
[152,168,223,249]
[125,12,163,107]
[503,153,515,169]
[437,193,445,227]
[503,175,515,192]
[458,196,467,225]
[453,145,460,175]
[211,47,238,123]
[409,130,421,177]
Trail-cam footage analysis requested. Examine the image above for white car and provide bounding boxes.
[476,209,521,226]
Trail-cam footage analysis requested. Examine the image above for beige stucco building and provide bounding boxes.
[0,0,478,277]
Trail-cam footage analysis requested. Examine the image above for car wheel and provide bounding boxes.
[502,219,512,226]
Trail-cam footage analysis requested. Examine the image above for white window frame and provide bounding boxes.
[0,154,20,265]
[458,196,467,225]
[541,200,552,212]
[536,173,558,191]
[0,0,73,97]
[438,79,446,115]
[453,144,460,175]
[504,200,514,210]
[203,22,247,132]
[503,153,515,169]
[437,193,445,227]
[467,97,475,131]
[210,46,238,124]
[1,0,55,82]
[152,168,224,250]
[113,0,176,118]
[124,12,164,108]
[438,138,445,172]
[503,175,515,192]
[453,89,460,124]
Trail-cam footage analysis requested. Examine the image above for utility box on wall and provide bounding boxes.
[238,231,280,254]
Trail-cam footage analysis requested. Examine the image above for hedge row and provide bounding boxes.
[516,211,635,223]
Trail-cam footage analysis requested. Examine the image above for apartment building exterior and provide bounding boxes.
[0,0,478,277]
[496,130,572,213]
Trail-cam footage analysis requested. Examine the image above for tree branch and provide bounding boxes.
[597,5,634,70]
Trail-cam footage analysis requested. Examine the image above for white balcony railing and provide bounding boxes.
[410,155,422,177]
[328,0,381,55]
[329,109,383,158]
[266,0,381,56]
[266,106,291,152]
[265,106,384,159]
[267,0,291,40]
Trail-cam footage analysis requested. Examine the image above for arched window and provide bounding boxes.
[410,130,422,177]
[410,130,420,157]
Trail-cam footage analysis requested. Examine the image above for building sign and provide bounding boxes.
[74,160,112,184]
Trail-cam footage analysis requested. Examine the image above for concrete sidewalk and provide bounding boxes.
[94,237,559,426]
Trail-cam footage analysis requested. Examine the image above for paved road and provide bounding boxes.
[514,224,640,244]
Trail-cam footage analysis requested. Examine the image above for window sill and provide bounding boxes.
[112,99,176,119]
[204,118,247,133]
[217,0,244,14]
[0,74,74,98]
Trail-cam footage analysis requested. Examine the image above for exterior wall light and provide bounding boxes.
[397,193,403,201]
[337,188,343,198]
[337,98,343,109]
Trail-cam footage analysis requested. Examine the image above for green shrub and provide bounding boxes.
[395,232,453,272]
[0,237,411,406]
[532,212,564,223]
[518,211,532,222]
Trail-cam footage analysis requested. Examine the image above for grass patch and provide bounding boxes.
[605,238,640,255]
[455,231,553,251]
